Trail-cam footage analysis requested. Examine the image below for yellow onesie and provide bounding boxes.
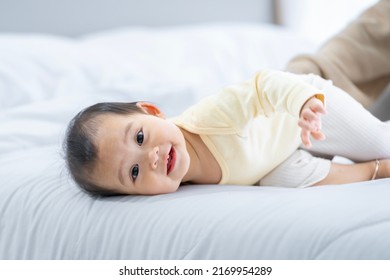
[172,70,324,185]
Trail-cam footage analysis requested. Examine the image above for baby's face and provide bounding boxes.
[89,109,190,195]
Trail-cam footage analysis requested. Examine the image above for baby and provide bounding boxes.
[64,70,390,196]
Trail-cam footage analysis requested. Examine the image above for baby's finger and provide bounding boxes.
[301,129,312,148]
[299,117,320,131]
[302,110,321,130]
[311,130,326,141]
[302,108,319,123]
[310,99,327,115]
[298,119,311,130]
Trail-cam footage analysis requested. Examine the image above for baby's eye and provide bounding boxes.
[136,130,144,146]
[131,164,139,181]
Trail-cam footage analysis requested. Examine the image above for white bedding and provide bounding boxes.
[1,23,389,259]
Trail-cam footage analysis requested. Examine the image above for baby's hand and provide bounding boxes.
[298,96,326,148]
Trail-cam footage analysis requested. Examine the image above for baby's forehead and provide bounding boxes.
[94,112,135,125]
[93,113,142,137]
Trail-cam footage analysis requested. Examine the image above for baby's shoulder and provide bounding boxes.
[172,96,239,135]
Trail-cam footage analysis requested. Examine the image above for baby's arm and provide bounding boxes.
[314,159,390,185]
[298,97,390,184]
[298,97,327,148]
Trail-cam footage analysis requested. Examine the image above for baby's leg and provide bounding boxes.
[300,74,390,162]
[259,149,331,187]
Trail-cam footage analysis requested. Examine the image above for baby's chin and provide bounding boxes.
[143,183,180,195]
[160,183,181,195]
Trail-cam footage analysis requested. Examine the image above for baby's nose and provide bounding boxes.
[149,146,159,169]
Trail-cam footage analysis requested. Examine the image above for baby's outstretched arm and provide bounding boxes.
[294,73,390,186]
[298,96,390,184]
[298,96,327,148]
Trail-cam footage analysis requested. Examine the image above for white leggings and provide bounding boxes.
[260,74,390,187]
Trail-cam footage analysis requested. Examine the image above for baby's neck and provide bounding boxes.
[180,129,222,184]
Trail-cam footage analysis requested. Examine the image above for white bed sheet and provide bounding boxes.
[1,23,389,260]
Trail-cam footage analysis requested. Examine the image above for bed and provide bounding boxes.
[1,1,390,260]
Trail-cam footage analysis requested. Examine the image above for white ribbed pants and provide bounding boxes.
[259,74,390,187]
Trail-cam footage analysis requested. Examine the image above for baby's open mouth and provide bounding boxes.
[167,146,176,175]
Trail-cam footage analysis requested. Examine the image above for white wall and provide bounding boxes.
[276,0,378,44]
[0,0,273,36]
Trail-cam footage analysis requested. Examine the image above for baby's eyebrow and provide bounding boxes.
[123,122,133,144]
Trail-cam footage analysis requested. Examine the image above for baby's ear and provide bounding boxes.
[136,102,165,118]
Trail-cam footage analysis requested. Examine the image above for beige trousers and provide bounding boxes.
[286,0,390,109]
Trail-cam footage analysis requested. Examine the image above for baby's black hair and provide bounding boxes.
[64,102,145,196]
